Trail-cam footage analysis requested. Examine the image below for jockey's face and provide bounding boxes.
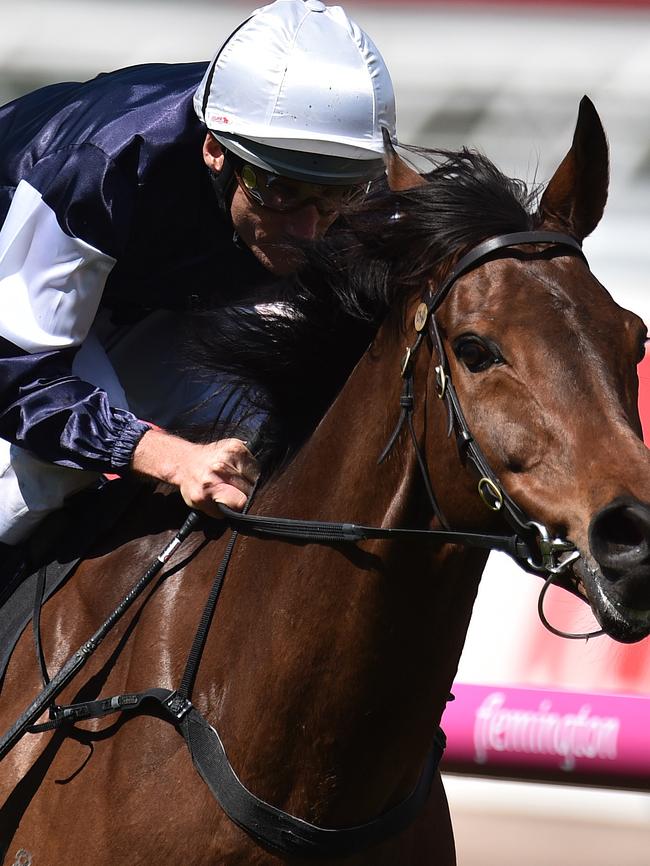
[203,135,339,275]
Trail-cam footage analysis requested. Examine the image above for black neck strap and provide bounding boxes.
[25,681,446,859]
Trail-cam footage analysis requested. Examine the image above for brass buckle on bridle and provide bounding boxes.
[478,477,503,511]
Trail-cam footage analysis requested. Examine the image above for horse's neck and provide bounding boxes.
[197,316,482,824]
[263,320,418,524]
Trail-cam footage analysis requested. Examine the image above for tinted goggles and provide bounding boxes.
[229,155,368,216]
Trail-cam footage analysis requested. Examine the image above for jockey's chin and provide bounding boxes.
[230,187,338,276]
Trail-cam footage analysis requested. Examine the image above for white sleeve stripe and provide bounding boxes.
[0,180,116,354]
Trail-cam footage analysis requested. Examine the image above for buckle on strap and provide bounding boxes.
[401,346,413,377]
[525,521,580,574]
[477,477,503,511]
[163,691,193,721]
[434,365,447,399]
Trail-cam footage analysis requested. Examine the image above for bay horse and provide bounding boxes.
[2,96,650,866]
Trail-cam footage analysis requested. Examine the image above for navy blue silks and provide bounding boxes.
[0,63,270,471]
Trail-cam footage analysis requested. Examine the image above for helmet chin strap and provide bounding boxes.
[206,163,255,252]
[208,160,237,221]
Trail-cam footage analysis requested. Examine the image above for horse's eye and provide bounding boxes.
[638,337,648,364]
[453,336,501,372]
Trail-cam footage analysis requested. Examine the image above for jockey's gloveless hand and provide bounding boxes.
[131,429,259,515]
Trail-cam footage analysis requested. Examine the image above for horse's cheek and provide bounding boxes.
[470,397,549,474]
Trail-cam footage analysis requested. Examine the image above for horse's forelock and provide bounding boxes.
[325,147,539,308]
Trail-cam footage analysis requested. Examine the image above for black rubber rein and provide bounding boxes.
[217,504,531,560]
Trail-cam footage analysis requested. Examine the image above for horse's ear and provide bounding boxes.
[382,127,427,191]
[537,96,609,241]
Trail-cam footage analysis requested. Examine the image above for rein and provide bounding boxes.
[0,230,600,859]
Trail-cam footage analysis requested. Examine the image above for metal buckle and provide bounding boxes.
[477,477,503,511]
[401,347,413,377]
[525,521,580,574]
[163,692,193,721]
[434,365,447,399]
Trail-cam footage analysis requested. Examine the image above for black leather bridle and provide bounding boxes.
[380,229,587,576]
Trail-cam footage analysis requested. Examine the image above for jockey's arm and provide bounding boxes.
[0,152,257,520]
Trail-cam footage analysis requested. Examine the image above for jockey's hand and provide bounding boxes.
[131,429,259,516]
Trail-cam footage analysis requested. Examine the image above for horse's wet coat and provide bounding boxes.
[1,98,649,865]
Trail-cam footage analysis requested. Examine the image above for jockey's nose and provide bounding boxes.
[283,203,325,241]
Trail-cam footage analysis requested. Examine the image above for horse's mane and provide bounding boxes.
[184,146,540,467]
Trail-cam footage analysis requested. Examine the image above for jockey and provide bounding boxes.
[0,0,396,554]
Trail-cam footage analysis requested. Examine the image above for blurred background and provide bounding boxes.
[2,1,649,863]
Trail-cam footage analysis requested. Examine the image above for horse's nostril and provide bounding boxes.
[589,499,650,575]
[596,510,645,551]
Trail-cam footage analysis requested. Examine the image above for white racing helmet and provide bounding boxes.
[193,0,396,186]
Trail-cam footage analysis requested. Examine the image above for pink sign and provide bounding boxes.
[442,683,650,787]
[638,353,650,442]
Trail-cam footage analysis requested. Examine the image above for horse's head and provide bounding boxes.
[386,99,650,643]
